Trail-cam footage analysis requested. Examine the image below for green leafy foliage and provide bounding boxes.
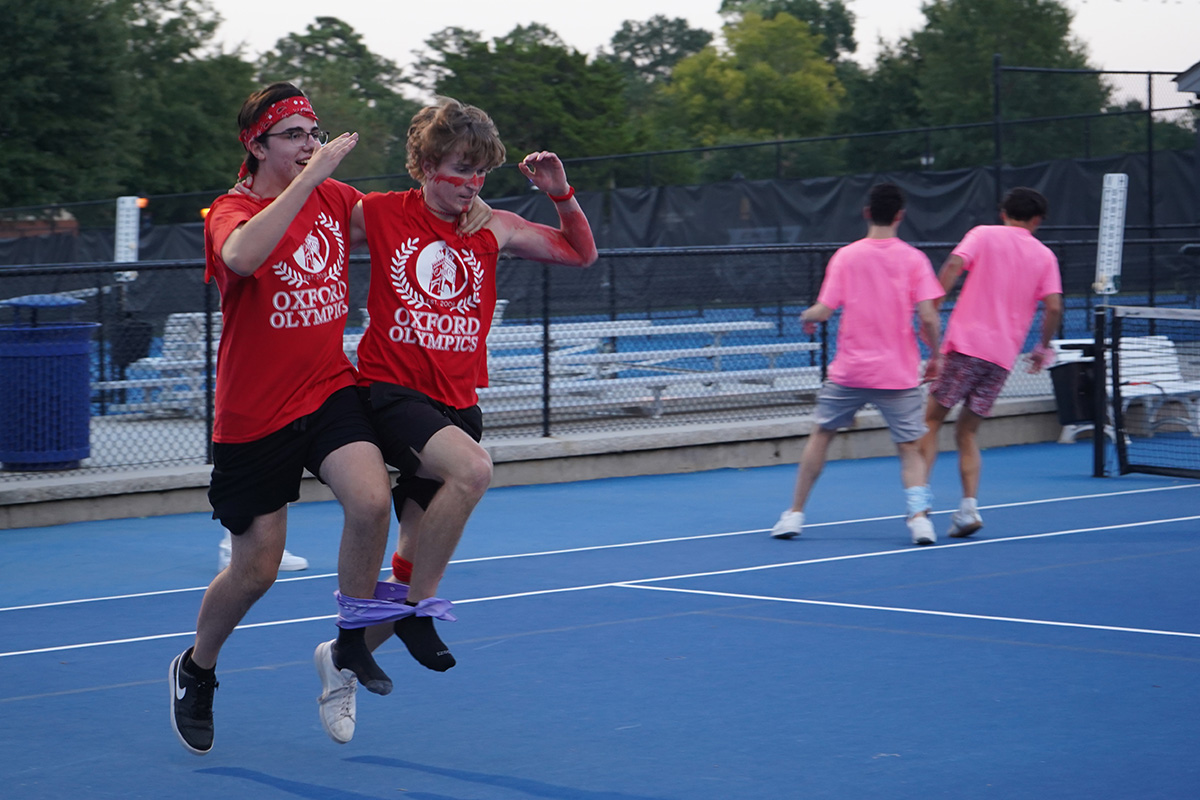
[719,0,857,61]
[666,13,843,146]
[0,0,131,207]
[257,17,420,183]
[0,1,1190,211]
[428,26,636,195]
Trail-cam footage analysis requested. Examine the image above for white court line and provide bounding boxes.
[0,616,334,659]
[459,514,1200,597]
[619,584,1200,640]
[3,514,1198,659]
[4,482,1196,614]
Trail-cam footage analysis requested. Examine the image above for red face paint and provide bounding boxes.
[425,153,489,219]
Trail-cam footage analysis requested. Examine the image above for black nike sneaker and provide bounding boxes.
[169,647,218,754]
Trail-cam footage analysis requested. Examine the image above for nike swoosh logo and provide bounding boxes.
[175,668,187,701]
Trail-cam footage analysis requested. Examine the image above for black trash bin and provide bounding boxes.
[1049,345,1095,426]
[111,317,153,369]
[0,295,101,471]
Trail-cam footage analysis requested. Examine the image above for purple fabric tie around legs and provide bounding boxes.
[334,580,457,629]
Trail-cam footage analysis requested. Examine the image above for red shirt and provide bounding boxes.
[203,179,362,442]
[357,189,499,408]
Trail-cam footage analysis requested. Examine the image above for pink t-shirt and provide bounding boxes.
[942,225,1062,370]
[817,237,943,390]
[203,179,362,442]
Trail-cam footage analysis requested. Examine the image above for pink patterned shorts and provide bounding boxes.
[930,351,1010,417]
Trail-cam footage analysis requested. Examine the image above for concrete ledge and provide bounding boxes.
[0,398,1059,529]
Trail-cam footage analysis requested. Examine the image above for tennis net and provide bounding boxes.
[1100,305,1200,479]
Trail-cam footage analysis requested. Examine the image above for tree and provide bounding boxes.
[913,0,1100,123]
[118,0,221,64]
[831,0,1115,171]
[666,13,843,146]
[601,15,714,85]
[596,16,714,182]
[834,43,931,173]
[1089,99,1198,159]
[115,0,256,202]
[719,0,857,62]
[425,25,636,194]
[0,0,131,207]
[258,17,420,181]
[405,27,483,98]
[906,0,1109,167]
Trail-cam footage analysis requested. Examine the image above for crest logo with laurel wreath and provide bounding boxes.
[271,212,346,288]
[390,238,483,315]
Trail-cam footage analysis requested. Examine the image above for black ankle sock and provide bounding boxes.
[183,650,216,680]
[333,627,393,695]
[394,615,456,672]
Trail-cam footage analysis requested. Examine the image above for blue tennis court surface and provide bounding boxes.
[2,441,1198,799]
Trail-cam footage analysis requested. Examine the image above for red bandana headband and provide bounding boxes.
[237,96,318,179]
[239,95,318,148]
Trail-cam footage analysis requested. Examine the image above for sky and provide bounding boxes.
[204,0,1199,107]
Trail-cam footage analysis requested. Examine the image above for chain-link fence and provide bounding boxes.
[5,65,1192,232]
[3,239,1193,483]
[998,67,1194,165]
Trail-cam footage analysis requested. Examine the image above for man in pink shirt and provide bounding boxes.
[771,183,944,545]
[919,187,1063,538]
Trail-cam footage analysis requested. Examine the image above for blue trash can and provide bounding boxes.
[0,294,101,471]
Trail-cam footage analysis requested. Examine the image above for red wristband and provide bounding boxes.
[546,186,575,202]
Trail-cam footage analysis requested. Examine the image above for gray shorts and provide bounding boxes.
[814,381,927,443]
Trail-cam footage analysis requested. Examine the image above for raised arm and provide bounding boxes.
[221,133,359,275]
[491,151,597,267]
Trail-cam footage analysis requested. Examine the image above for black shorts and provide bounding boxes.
[209,386,381,534]
[363,382,484,511]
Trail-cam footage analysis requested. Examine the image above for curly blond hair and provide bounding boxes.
[406,97,506,183]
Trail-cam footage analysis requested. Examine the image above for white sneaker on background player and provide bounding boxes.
[770,510,805,539]
[947,507,984,538]
[217,529,309,572]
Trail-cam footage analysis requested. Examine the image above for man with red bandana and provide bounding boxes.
[308,98,597,742]
[168,83,491,754]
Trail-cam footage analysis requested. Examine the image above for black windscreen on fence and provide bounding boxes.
[4,240,1193,481]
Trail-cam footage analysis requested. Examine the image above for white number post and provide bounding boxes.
[1093,173,1128,295]
[114,195,140,283]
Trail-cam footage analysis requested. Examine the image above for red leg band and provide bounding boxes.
[391,552,413,584]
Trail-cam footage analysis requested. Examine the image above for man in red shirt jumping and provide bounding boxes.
[311,97,597,743]
[169,83,489,754]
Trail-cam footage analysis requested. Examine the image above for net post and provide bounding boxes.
[1092,306,1108,477]
[1109,311,1129,474]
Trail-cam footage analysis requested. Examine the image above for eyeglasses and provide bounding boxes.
[261,128,330,146]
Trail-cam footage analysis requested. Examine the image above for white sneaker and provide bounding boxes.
[314,640,357,744]
[908,515,936,546]
[278,550,309,571]
[218,532,309,572]
[948,509,984,538]
[771,510,804,539]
